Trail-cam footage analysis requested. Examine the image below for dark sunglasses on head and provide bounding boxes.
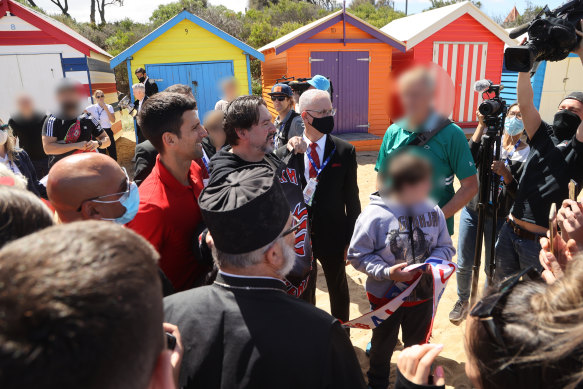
[470,266,539,348]
[271,96,287,102]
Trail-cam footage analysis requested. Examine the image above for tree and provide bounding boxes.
[349,0,404,28]
[426,0,481,10]
[49,0,70,17]
[496,1,544,29]
[96,0,124,25]
[90,0,96,25]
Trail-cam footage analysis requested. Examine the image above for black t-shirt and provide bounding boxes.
[42,113,103,168]
[8,113,47,161]
[511,121,583,227]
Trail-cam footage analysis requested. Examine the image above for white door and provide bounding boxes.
[433,42,488,123]
[0,53,62,121]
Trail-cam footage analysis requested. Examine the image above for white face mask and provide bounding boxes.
[0,130,8,146]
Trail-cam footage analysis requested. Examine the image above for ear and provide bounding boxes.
[162,132,177,149]
[147,350,175,389]
[81,201,101,221]
[264,241,284,270]
[234,128,247,141]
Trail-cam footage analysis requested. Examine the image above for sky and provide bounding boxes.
[32,0,566,24]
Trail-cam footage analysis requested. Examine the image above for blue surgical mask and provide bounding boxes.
[504,116,524,136]
[101,182,140,225]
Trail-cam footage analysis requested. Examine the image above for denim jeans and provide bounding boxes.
[456,207,504,302]
[494,221,543,281]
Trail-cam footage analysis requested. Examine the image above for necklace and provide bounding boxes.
[214,281,286,293]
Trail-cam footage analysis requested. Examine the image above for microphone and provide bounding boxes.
[509,22,530,39]
[474,79,492,93]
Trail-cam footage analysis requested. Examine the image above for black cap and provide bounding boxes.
[563,92,583,105]
[199,166,290,254]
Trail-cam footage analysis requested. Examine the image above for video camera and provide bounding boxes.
[474,80,507,131]
[275,76,334,102]
[504,0,583,72]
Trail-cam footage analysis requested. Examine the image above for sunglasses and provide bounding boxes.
[470,266,539,348]
[96,95,105,99]
[271,96,288,102]
[76,168,132,212]
[281,216,302,237]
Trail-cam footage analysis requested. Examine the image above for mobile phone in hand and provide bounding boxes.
[166,332,177,351]
[549,203,557,257]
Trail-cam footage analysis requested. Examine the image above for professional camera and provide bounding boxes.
[504,0,583,72]
[474,80,507,129]
[275,76,334,101]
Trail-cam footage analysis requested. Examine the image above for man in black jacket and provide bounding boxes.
[135,67,159,97]
[277,89,360,323]
[164,165,366,389]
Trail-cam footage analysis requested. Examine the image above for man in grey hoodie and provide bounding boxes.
[348,151,455,389]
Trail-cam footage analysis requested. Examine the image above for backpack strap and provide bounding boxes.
[280,111,300,145]
[408,117,452,147]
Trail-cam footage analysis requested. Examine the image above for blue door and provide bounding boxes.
[146,61,234,118]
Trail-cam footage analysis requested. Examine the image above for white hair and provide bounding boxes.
[0,164,28,190]
[298,89,330,114]
[132,83,145,91]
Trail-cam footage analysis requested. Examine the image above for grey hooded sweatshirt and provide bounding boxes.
[348,193,455,300]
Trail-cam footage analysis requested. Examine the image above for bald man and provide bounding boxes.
[47,153,137,224]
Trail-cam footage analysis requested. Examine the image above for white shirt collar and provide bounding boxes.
[218,270,285,284]
[302,133,327,150]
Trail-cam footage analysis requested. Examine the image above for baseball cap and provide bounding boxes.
[269,83,293,97]
[307,75,330,91]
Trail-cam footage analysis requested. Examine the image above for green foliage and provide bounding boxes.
[425,0,481,10]
[348,1,404,28]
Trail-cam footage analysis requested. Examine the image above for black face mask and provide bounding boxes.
[553,109,581,141]
[138,76,146,83]
[309,115,334,135]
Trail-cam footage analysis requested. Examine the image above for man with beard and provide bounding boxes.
[41,79,110,169]
[494,70,583,281]
[164,165,366,389]
[208,95,313,299]
[127,92,208,292]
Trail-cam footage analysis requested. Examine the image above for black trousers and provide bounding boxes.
[368,299,433,389]
[98,128,117,161]
[307,241,350,323]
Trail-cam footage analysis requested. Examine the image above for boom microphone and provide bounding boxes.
[509,22,530,39]
[474,79,492,93]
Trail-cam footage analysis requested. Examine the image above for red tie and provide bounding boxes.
[309,143,320,179]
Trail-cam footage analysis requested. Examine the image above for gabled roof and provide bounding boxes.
[110,10,264,68]
[381,1,516,50]
[0,0,111,57]
[258,9,406,54]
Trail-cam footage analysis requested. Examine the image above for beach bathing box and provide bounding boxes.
[382,1,515,130]
[0,0,118,128]
[110,10,265,118]
[259,8,405,151]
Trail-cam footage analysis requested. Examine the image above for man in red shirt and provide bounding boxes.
[128,92,208,291]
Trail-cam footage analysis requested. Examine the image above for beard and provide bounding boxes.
[261,133,275,154]
[277,242,296,278]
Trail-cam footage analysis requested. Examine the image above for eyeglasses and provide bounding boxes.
[271,96,288,102]
[281,216,302,237]
[507,111,522,119]
[96,95,105,99]
[470,266,538,348]
[76,168,132,212]
[306,108,336,117]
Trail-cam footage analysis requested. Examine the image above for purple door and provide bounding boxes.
[310,51,369,134]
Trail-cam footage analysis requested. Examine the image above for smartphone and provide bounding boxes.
[549,203,557,257]
[166,332,177,351]
[569,179,579,201]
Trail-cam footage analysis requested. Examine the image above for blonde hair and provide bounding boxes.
[0,163,28,190]
[1,126,17,163]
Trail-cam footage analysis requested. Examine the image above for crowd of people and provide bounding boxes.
[0,38,583,389]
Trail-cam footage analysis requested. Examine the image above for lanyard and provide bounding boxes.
[503,139,521,167]
[306,145,336,178]
[201,149,210,173]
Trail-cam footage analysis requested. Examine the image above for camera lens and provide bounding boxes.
[479,100,502,116]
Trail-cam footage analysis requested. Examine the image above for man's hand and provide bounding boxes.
[286,136,307,154]
[491,160,512,184]
[397,344,445,386]
[388,263,421,282]
[83,140,99,152]
[558,200,583,247]
[163,323,183,388]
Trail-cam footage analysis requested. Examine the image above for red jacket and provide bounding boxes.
[128,155,205,291]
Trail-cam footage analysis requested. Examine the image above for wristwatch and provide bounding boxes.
[97,139,103,148]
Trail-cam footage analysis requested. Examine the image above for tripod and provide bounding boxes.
[469,125,502,307]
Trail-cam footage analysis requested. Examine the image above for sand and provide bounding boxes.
[115,127,475,389]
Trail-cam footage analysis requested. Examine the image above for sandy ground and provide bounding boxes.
[115,126,475,389]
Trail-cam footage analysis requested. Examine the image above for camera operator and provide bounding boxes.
[494,40,583,280]
[449,105,529,325]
